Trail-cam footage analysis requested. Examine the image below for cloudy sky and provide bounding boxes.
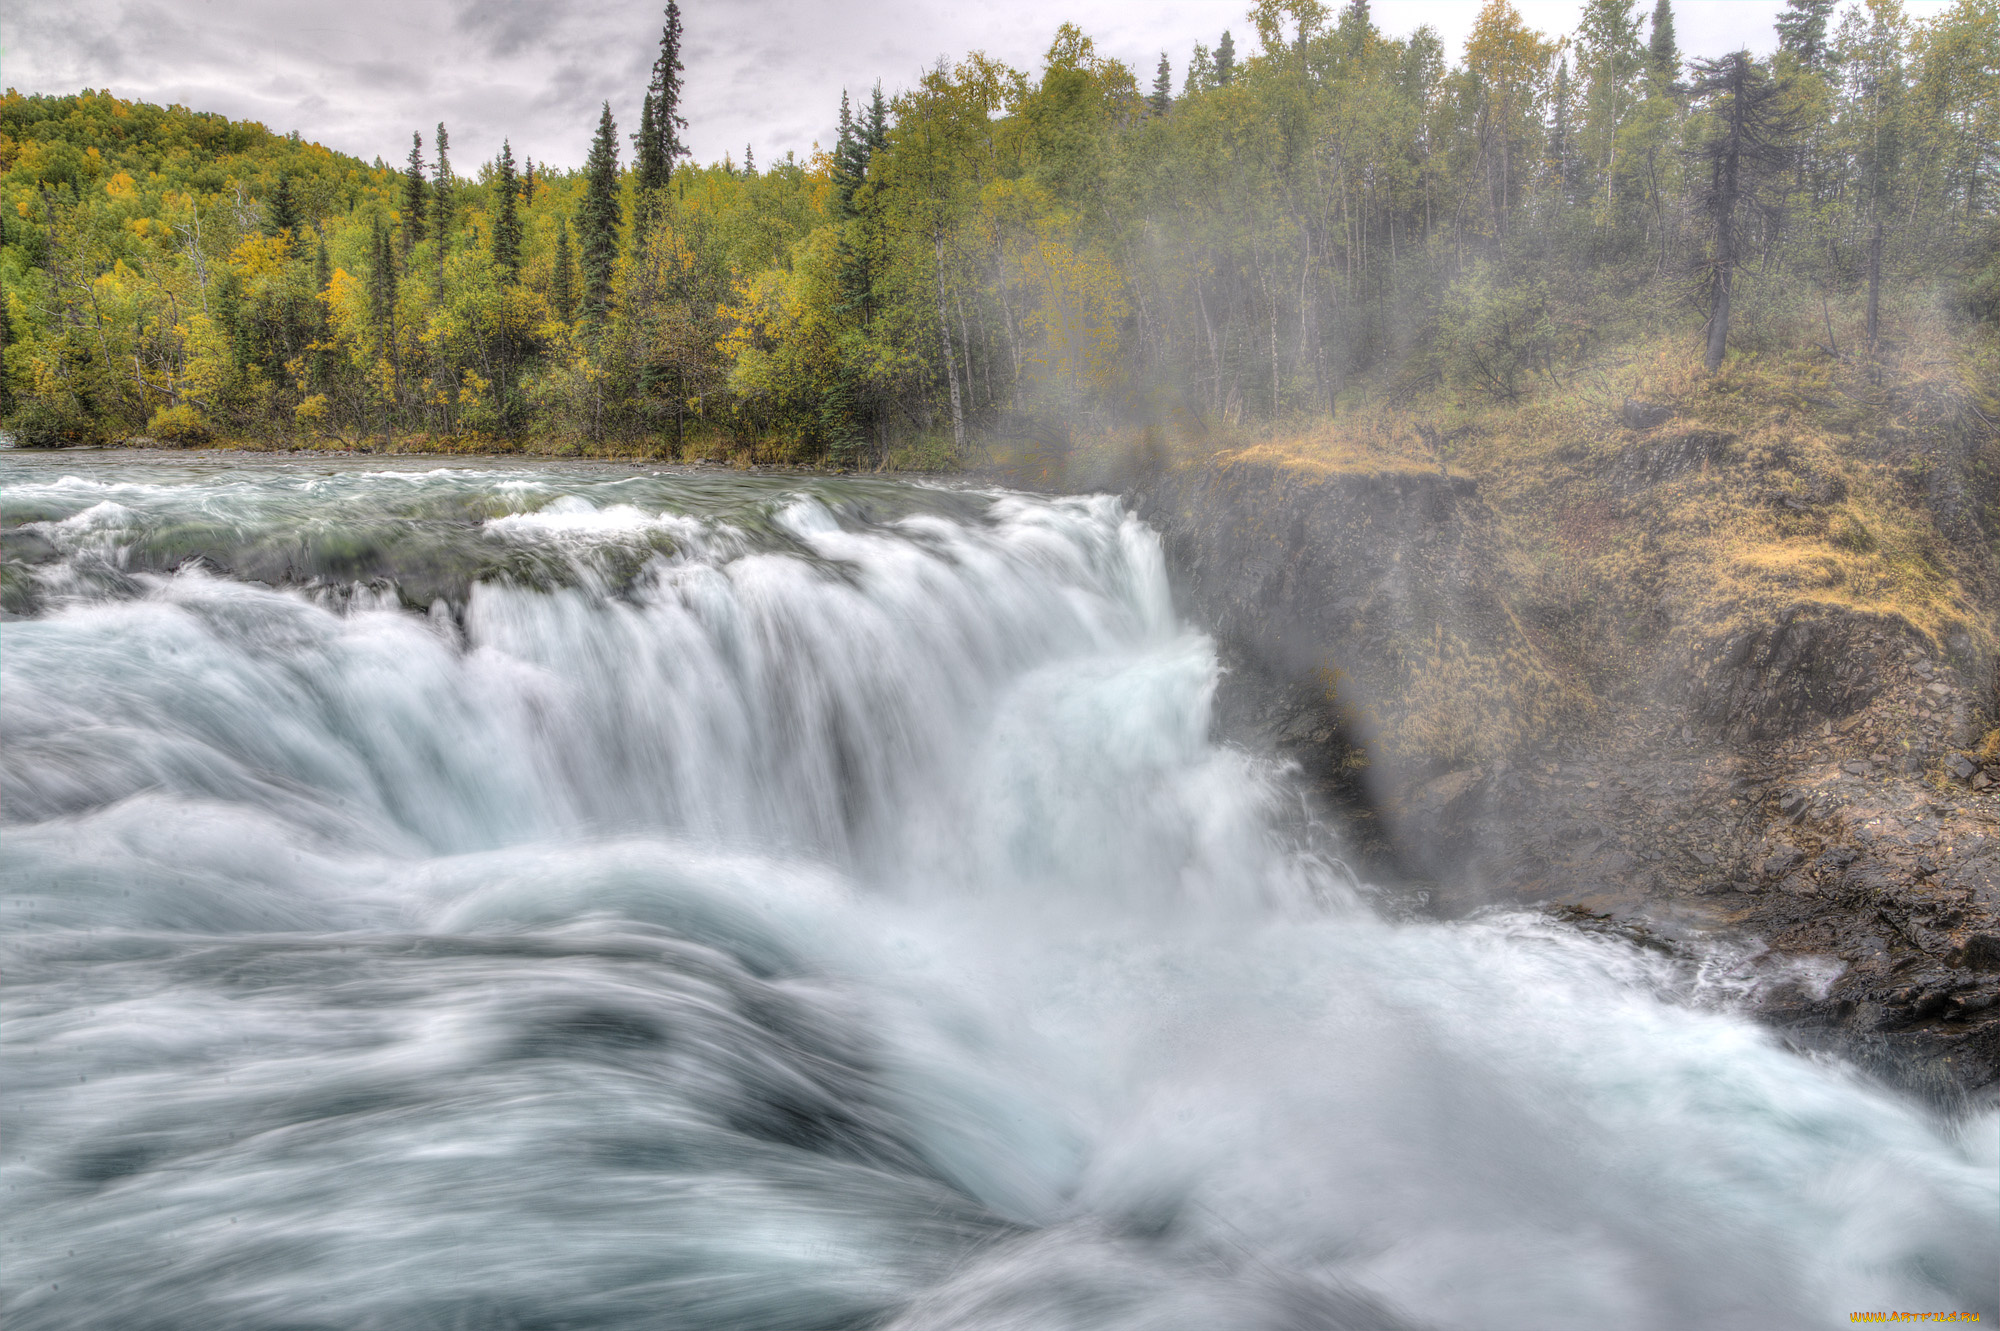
[1,1,1955,174]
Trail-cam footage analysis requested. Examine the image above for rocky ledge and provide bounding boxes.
[1134,456,2000,1098]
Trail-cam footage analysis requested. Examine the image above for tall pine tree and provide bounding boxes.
[1150,53,1173,116]
[266,173,300,249]
[1775,0,1837,72]
[1689,52,1803,370]
[1649,0,1680,87]
[431,123,454,247]
[368,214,393,332]
[1215,30,1237,85]
[864,83,889,156]
[579,103,623,325]
[552,217,577,324]
[833,91,861,214]
[400,132,427,258]
[635,1,687,191]
[493,141,523,281]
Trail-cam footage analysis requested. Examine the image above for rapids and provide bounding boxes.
[2,453,1993,1330]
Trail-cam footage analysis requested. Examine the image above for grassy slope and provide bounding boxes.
[1009,311,2000,773]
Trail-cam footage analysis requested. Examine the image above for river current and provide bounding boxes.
[2,454,1993,1330]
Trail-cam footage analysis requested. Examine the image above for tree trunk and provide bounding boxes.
[1866,218,1883,351]
[932,228,966,457]
[1704,64,1746,375]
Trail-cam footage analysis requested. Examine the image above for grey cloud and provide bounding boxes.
[10,0,1838,177]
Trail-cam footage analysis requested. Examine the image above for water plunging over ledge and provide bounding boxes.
[3,454,1994,1330]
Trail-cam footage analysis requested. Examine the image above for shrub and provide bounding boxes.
[146,404,215,447]
[7,401,99,448]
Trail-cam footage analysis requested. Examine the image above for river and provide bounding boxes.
[2,453,1993,1330]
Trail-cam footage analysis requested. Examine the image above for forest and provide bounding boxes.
[1,0,1996,464]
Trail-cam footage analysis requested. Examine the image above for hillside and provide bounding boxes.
[3,0,1996,462]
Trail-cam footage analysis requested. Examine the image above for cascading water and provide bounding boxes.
[2,454,1993,1331]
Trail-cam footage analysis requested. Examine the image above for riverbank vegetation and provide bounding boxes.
[1,0,1996,468]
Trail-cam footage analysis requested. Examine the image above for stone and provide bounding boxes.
[1974,772,1993,791]
[1762,846,1804,878]
[1945,753,1978,781]
[1619,398,1674,430]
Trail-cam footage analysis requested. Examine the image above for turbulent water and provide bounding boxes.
[2,454,1993,1331]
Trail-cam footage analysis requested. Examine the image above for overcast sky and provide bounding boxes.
[0,1,1957,175]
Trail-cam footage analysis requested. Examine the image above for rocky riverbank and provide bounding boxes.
[1133,451,2000,1098]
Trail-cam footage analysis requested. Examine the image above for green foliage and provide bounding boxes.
[578,103,621,326]
[1,0,1996,462]
[146,402,213,445]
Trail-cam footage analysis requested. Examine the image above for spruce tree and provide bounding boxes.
[1339,1,1372,55]
[864,83,889,157]
[635,97,661,192]
[0,293,14,422]
[431,123,454,247]
[368,214,393,332]
[1775,0,1836,72]
[636,1,687,191]
[1648,0,1680,87]
[400,132,427,256]
[833,90,861,215]
[579,103,623,325]
[552,217,577,324]
[493,140,523,281]
[1688,52,1803,371]
[1552,56,1578,195]
[744,144,755,177]
[267,173,300,247]
[1150,53,1173,116]
[1215,30,1236,85]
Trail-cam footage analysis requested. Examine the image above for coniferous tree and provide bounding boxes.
[744,144,755,176]
[552,216,577,324]
[368,214,393,331]
[579,103,622,325]
[1775,0,1837,72]
[635,97,660,191]
[493,140,523,280]
[523,158,535,202]
[400,133,427,257]
[636,1,687,191]
[1150,53,1173,116]
[0,293,14,422]
[1688,51,1804,370]
[864,83,889,157]
[1648,0,1680,87]
[833,91,861,214]
[1551,56,1580,197]
[1338,1,1373,56]
[431,123,454,247]
[1215,30,1237,85]
[266,173,300,247]
[311,233,333,389]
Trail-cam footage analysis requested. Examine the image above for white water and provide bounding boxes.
[2,456,1994,1330]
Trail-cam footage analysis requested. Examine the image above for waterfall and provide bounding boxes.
[3,455,1993,1331]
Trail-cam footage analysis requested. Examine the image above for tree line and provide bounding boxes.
[1,0,1995,462]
